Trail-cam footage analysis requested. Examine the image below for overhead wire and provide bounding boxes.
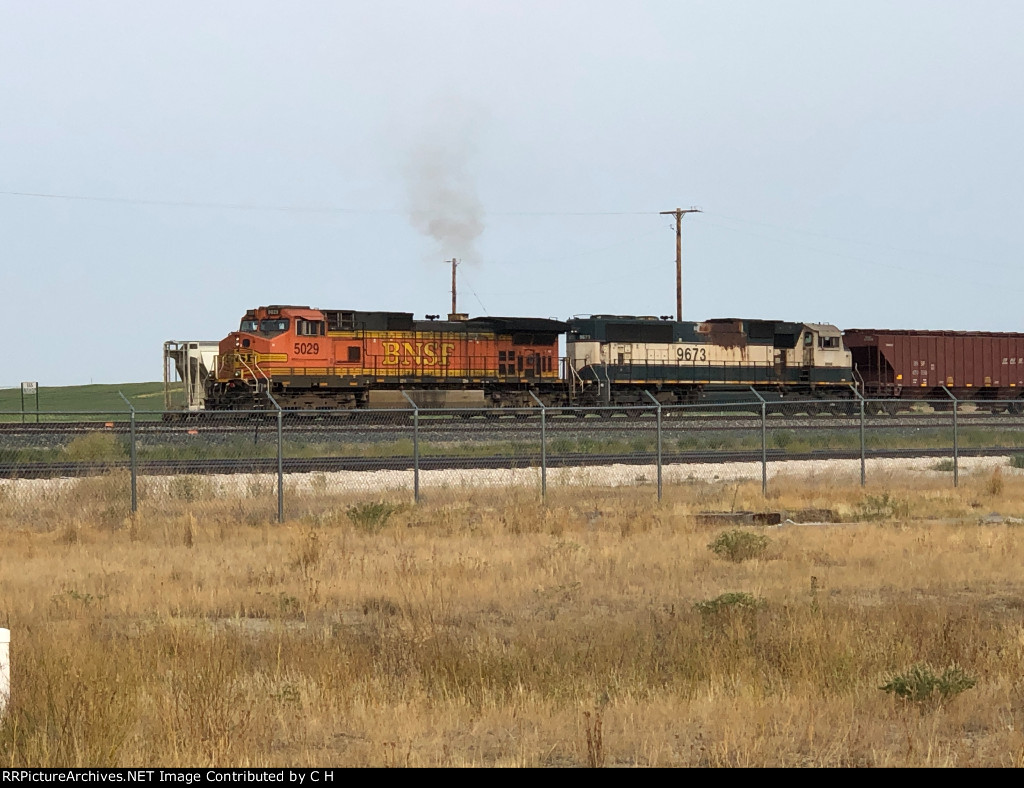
[0,189,658,217]
[4,186,1019,295]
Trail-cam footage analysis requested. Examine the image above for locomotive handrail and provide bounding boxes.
[562,356,586,394]
[236,355,272,396]
[852,362,865,391]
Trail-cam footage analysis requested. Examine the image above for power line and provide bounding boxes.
[0,189,398,214]
[0,189,658,217]
[702,210,1019,273]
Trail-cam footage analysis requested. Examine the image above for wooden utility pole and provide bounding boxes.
[447,258,459,315]
[659,207,702,321]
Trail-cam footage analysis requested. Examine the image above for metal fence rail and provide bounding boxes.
[3,394,1024,522]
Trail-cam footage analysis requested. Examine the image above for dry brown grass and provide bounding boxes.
[2,466,1024,766]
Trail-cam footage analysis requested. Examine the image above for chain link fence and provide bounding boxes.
[4,395,1024,523]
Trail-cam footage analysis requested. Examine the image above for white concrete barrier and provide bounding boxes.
[0,628,9,713]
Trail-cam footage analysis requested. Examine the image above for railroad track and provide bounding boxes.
[2,412,1024,436]
[0,446,1016,480]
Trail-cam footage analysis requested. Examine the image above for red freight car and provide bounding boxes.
[844,329,1024,410]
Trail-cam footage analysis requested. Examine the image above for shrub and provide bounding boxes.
[931,459,955,472]
[856,492,911,522]
[347,501,402,534]
[1011,454,1024,470]
[694,591,763,618]
[771,430,794,450]
[168,475,212,502]
[64,432,127,462]
[707,530,769,562]
[880,663,977,706]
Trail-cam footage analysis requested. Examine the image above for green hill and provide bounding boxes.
[0,382,181,418]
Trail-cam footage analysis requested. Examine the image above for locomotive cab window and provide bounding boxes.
[239,320,259,333]
[818,336,840,350]
[259,319,289,336]
[804,333,814,347]
[296,319,325,337]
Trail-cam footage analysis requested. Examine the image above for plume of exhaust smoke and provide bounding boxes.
[405,111,485,265]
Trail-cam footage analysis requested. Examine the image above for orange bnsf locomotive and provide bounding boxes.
[207,305,566,410]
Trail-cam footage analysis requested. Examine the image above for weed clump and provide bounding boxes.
[168,475,212,502]
[346,501,402,534]
[880,663,977,707]
[856,492,911,522]
[290,528,321,572]
[64,432,127,462]
[707,530,769,562]
[986,466,1004,496]
[1011,454,1024,469]
[694,591,763,618]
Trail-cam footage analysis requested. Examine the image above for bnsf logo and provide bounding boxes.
[381,341,457,367]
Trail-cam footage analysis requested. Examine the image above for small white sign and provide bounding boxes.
[21,382,37,395]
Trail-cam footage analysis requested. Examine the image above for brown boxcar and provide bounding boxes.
[844,329,1024,406]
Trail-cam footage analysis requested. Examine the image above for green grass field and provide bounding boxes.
[0,381,176,415]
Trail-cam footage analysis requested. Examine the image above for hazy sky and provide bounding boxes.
[3,1,1023,386]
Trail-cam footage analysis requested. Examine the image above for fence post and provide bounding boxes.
[265,392,284,522]
[643,391,663,501]
[942,386,959,487]
[749,387,768,496]
[400,391,420,503]
[117,391,138,514]
[0,628,8,715]
[529,392,547,501]
[849,384,866,487]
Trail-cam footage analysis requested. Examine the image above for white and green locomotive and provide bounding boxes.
[565,316,854,407]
